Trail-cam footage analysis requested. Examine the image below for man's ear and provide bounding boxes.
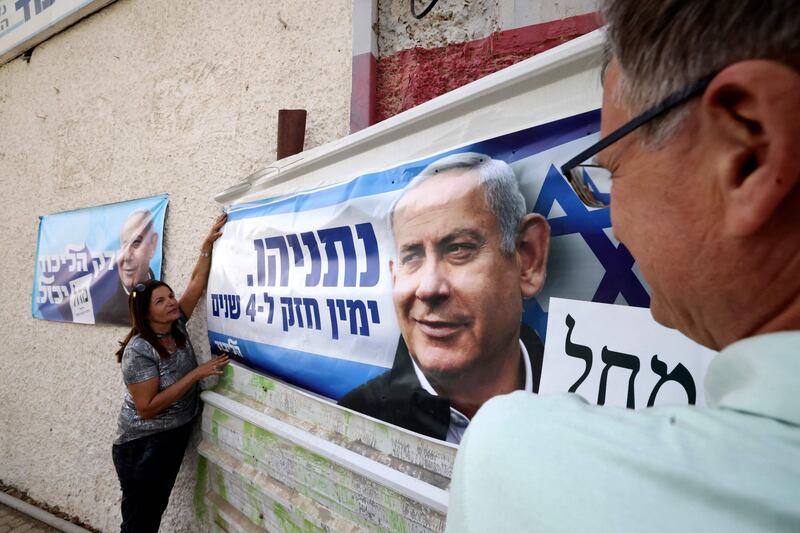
[147,232,159,258]
[702,60,800,236]
[389,259,396,287]
[517,213,549,298]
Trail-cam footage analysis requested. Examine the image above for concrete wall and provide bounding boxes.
[375,12,599,120]
[0,1,352,531]
[197,364,453,532]
[353,0,598,130]
[369,0,599,122]
[378,0,597,57]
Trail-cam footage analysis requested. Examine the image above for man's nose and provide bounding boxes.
[414,258,450,303]
[119,243,133,263]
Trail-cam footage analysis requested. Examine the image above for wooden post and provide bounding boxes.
[276,109,307,160]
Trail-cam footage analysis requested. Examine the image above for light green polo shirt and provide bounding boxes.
[446,331,800,532]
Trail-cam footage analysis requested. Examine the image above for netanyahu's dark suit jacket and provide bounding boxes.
[338,324,544,441]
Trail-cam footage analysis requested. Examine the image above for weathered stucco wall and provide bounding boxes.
[378,0,596,57]
[372,0,598,121]
[0,1,352,531]
[375,12,599,120]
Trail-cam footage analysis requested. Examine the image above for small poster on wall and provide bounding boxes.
[32,194,168,326]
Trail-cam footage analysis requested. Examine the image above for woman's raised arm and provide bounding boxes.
[179,213,227,319]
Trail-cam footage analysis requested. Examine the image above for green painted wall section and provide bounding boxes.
[243,421,279,448]
[248,373,276,403]
[244,480,267,527]
[385,489,410,533]
[199,362,449,532]
[194,455,209,524]
[216,464,229,500]
[242,420,279,467]
[273,502,326,533]
[217,364,234,392]
[211,407,230,440]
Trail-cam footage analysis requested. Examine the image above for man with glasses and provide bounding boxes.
[446,1,800,530]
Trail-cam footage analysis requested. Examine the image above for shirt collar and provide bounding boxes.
[122,272,153,296]
[410,338,533,405]
[704,330,800,427]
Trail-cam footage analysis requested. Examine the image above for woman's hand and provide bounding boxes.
[128,354,230,419]
[193,355,230,380]
[201,213,227,254]
[179,212,228,319]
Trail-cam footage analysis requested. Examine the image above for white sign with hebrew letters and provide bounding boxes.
[541,298,717,408]
[0,0,116,66]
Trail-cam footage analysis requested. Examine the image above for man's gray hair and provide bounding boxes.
[390,152,526,254]
[601,0,800,141]
[123,209,155,236]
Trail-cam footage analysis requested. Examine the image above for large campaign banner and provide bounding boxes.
[208,110,714,442]
[32,195,168,326]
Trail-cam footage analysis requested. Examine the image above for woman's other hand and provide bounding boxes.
[194,355,230,380]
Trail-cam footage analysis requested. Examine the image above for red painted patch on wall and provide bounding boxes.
[376,13,601,122]
[351,52,378,133]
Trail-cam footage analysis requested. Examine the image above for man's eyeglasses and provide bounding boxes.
[560,73,717,208]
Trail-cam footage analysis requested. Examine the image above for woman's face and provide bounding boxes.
[147,286,181,326]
